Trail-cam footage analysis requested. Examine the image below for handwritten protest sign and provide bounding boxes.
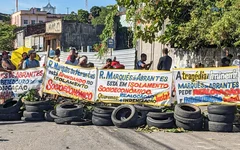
[173,66,240,104]
[43,59,97,101]
[0,67,44,99]
[96,69,173,106]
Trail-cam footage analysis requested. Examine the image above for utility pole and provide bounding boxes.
[85,0,88,11]
[66,7,69,14]
[16,0,18,12]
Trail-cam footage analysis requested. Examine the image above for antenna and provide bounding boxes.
[66,7,69,14]
[16,0,18,12]
[85,0,88,11]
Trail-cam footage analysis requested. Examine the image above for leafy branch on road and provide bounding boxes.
[136,125,187,133]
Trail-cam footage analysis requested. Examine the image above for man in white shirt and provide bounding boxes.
[232,53,240,66]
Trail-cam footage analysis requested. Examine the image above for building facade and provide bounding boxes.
[11,2,65,27]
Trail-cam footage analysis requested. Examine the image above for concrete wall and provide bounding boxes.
[15,30,25,48]
[138,39,240,70]
[60,21,104,50]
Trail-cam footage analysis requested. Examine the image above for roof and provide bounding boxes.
[43,2,54,9]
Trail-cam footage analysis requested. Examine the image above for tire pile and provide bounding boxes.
[174,103,203,131]
[22,100,52,121]
[0,98,23,121]
[49,102,92,125]
[92,106,115,126]
[147,112,174,128]
[207,104,236,132]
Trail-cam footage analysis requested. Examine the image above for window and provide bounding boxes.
[39,20,43,23]
[24,20,28,24]
[31,20,36,24]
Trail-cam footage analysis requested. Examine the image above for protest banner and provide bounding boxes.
[0,67,44,99]
[96,69,173,106]
[173,66,240,105]
[43,59,97,101]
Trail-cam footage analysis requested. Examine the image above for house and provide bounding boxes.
[11,2,66,27]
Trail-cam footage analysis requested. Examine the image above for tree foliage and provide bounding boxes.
[78,9,90,23]
[64,9,89,23]
[91,7,112,26]
[117,0,240,50]
[90,6,102,18]
[0,23,16,51]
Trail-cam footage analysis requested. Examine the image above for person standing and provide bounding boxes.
[22,50,40,69]
[53,49,61,62]
[65,55,79,66]
[18,52,28,70]
[157,48,172,71]
[232,53,240,66]
[221,54,233,67]
[136,53,153,70]
[2,51,16,70]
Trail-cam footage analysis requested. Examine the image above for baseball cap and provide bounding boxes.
[2,51,9,55]
[28,50,36,55]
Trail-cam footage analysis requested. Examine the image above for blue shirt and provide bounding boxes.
[136,60,145,69]
[22,59,40,69]
[65,60,79,66]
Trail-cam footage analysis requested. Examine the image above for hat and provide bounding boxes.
[2,51,9,55]
[28,50,36,55]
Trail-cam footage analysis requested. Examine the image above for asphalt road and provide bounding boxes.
[0,121,239,150]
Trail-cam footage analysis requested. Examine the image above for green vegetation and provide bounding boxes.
[0,23,16,51]
[116,0,240,50]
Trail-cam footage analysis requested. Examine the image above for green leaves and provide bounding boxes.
[117,0,240,50]
[64,9,89,24]
[0,23,16,51]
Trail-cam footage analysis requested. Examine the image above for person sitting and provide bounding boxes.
[65,55,78,66]
[22,50,40,69]
[221,54,233,67]
[102,58,113,69]
[18,52,28,70]
[79,55,88,68]
[111,56,119,66]
[2,51,16,70]
[66,47,76,61]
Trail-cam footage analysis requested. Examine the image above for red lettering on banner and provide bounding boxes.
[58,72,86,84]
[128,82,169,88]
[155,92,170,102]
[46,79,93,100]
[193,88,240,95]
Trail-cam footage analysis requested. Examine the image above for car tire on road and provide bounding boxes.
[25,105,53,112]
[54,116,82,124]
[92,115,113,126]
[44,110,54,122]
[92,111,111,118]
[0,113,21,121]
[208,113,235,123]
[94,106,115,114]
[135,111,147,127]
[175,120,203,131]
[174,103,201,119]
[50,110,60,119]
[111,105,138,128]
[147,116,174,128]
[21,117,45,122]
[0,98,23,114]
[23,111,44,119]
[56,103,83,118]
[208,121,233,132]
[147,112,174,119]
[207,104,236,115]
[134,105,163,112]
[71,119,93,126]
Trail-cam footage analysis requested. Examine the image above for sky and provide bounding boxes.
[0,0,116,14]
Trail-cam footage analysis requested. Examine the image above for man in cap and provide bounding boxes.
[232,53,240,66]
[1,51,16,70]
[22,50,40,69]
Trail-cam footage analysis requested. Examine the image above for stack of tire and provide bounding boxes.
[50,102,91,125]
[22,100,52,121]
[207,104,236,132]
[111,105,149,128]
[0,98,23,121]
[92,106,115,126]
[147,111,174,128]
[174,103,203,131]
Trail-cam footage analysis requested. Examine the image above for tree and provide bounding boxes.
[90,6,102,18]
[117,0,240,50]
[0,23,16,51]
[64,11,78,21]
[91,7,112,26]
[77,9,89,23]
